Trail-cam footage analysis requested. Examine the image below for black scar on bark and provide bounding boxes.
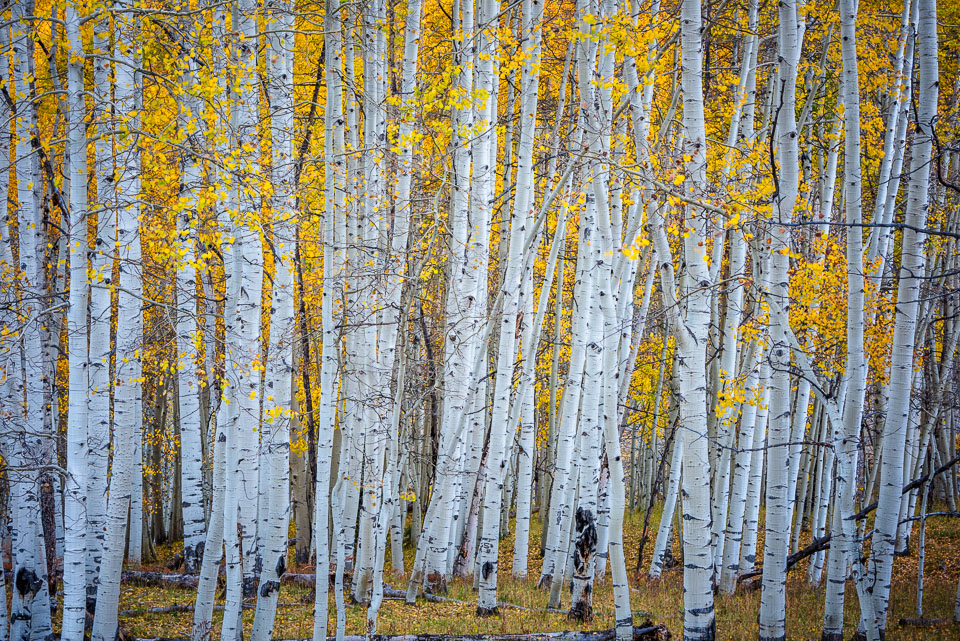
[259,579,280,598]
[15,567,42,599]
[568,507,597,623]
[482,561,494,580]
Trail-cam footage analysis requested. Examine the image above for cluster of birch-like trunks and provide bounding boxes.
[1,0,959,640]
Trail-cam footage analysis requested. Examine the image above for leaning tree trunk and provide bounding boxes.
[509,0,544,579]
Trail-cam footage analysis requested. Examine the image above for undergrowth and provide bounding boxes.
[113,507,960,640]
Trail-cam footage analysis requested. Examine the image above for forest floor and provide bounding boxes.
[113,507,960,641]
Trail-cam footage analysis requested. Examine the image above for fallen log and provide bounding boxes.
[119,602,301,617]
[122,571,200,589]
[898,617,945,627]
[135,624,669,641]
[384,586,567,614]
[120,571,318,590]
[286,577,568,614]
[120,603,195,617]
[282,573,322,588]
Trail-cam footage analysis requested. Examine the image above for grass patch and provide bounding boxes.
[114,507,960,640]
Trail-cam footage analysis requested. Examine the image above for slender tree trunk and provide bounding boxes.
[86,16,114,593]
[191,421,226,641]
[62,6,89,639]
[175,20,209,570]
[92,8,143,638]
[758,3,804,638]
[250,0,297,633]
[718,349,763,595]
[869,0,937,633]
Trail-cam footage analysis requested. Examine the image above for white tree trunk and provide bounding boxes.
[654,0,717,636]
[192,419,226,641]
[8,5,53,637]
[92,10,143,637]
[62,6,89,639]
[869,0,937,632]
[649,426,681,580]
[86,18,114,592]
[233,0,264,589]
[176,159,207,575]
[250,0,296,634]
[758,3,804,639]
[415,0,478,591]
[718,350,763,595]
[739,368,769,576]
[312,0,346,636]
[175,21,209,571]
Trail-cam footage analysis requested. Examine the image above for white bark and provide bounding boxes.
[511,274,536,578]
[92,10,143,638]
[8,5,53,637]
[539,197,591,588]
[503,0,543,581]
[233,0,264,588]
[416,0,478,589]
[176,19,208,571]
[758,2,803,638]
[250,0,296,634]
[62,6,89,639]
[865,0,915,270]
[739,366,769,576]
[652,0,717,636]
[192,421,226,641]
[649,424,681,580]
[718,349,763,595]
[870,0,937,632]
[476,15,534,607]
[0,26,13,641]
[312,0,346,636]
[86,18,114,592]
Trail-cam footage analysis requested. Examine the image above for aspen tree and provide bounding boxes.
[505,0,543,581]
[758,1,804,637]
[5,7,52,640]
[417,0,479,591]
[216,1,248,632]
[175,5,209,572]
[648,0,717,636]
[250,0,297,633]
[86,14,114,592]
[62,4,89,639]
[233,0,265,589]
[192,421,226,641]
[92,6,143,638]
[718,348,764,595]
[870,0,938,632]
[709,0,758,572]
[0,32,16,641]
[312,0,347,635]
